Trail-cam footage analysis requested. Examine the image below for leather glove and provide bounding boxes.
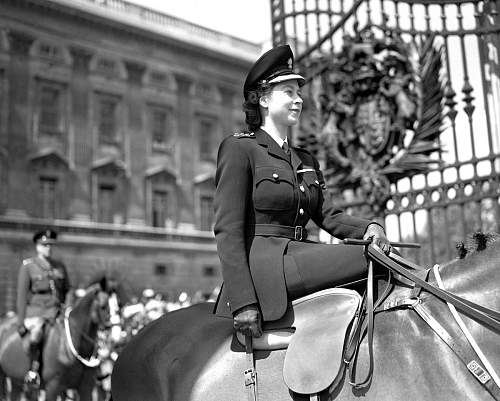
[233,304,262,338]
[17,324,28,337]
[363,223,392,255]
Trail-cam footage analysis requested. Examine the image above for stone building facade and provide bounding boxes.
[0,0,261,312]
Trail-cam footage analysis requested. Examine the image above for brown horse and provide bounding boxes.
[0,279,110,401]
[111,238,500,401]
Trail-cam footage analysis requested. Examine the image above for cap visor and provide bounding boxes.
[39,239,56,244]
[268,73,305,86]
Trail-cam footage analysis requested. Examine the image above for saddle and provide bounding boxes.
[236,287,362,395]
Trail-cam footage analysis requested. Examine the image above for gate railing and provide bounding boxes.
[271,0,500,264]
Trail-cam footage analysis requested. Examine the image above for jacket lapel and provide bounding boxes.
[255,128,290,164]
[290,148,303,172]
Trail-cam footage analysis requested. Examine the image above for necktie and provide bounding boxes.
[282,141,290,155]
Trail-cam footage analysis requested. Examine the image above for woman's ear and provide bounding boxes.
[259,93,269,108]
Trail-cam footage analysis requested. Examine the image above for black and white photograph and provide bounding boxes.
[0,0,499,400]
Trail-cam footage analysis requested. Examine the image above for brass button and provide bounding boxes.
[315,180,320,185]
[273,173,279,180]
[299,208,304,215]
[300,185,305,192]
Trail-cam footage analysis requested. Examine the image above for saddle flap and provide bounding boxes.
[283,288,361,395]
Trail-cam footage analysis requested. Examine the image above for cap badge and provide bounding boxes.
[288,58,293,69]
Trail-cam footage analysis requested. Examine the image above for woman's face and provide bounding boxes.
[260,80,303,128]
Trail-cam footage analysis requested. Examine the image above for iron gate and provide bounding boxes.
[271,0,500,265]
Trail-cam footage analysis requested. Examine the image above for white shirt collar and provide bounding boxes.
[261,126,288,148]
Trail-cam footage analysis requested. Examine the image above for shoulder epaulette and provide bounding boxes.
[233,132,255,138]
[22,258,34,266]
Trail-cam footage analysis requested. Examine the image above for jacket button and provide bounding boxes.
[299,185,305,192]
[273,173,279,181]
[299,208,304,215]
[315,180,320,185]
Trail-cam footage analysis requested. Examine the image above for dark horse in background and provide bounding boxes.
[112,234,500,401]
[0,277,111,401]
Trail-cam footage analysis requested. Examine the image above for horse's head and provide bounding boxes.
[75,277,112,330]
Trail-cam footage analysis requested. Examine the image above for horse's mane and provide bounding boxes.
[454,231,500,259]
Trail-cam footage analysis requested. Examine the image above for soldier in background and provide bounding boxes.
[16,228,71,389]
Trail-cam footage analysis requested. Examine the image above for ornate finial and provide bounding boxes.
[444,82,457,122]
[462,80,475,118]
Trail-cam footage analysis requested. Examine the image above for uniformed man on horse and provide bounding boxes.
[16,228,71,389]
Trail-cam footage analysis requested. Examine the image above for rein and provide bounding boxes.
[64,307,101,368]
[351,244,500,399]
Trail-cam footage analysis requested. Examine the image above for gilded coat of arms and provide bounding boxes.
[307,25,445,214]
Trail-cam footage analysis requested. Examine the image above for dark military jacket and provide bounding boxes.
[17,256,70,325]
[213,128,371,321]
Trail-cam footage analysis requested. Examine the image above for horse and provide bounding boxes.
[0,277,111,401]
[111,235,500,401]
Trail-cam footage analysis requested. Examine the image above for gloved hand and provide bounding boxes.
[363,223,392,255]
[17,324,28,337]
[233,304,262,338]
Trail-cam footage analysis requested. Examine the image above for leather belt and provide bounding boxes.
[250,224,308,241]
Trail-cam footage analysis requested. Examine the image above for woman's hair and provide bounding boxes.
[243,82,271,132]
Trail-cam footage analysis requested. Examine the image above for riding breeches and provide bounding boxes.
[284,242,367,300]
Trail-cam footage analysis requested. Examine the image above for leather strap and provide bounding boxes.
[434,265,500,395]
[249,224,308,241]
[244,335,258,401]
[392,253,500,322]
[413,302,500,400]
[368,248,500,332]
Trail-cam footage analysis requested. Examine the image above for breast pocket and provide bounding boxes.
[254,166,295,211]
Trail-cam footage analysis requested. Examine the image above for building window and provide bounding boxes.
[98,184,115,223]
[150,71,167,86]
[96,58,118,76]
[199,119,215,161]
[200,194,214,231]
[203,265,217,277]
[39,177,57,218]
[152,190,169,228]
[39,85,62,134]
[38,43,63,62]
[150,106,170,149]
[154,264,169,276]
[97,95,119,144]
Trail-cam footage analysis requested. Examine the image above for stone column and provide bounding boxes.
[68,46,93,221]
[5,30,34,217]
[124,60,146,226]
[174,73,195,228]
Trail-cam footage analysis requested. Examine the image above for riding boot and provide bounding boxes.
[24,342,41,390]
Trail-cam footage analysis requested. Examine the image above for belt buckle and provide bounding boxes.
[294,226,303,241]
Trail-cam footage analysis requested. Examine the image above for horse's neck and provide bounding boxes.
[69,298,98,354]
[437,245,500,308]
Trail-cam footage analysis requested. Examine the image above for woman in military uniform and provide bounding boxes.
[213,45,391,338]
[16,229,71,388]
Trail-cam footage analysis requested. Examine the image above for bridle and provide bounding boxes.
[63,288,110,368]
[64,307,101,368]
